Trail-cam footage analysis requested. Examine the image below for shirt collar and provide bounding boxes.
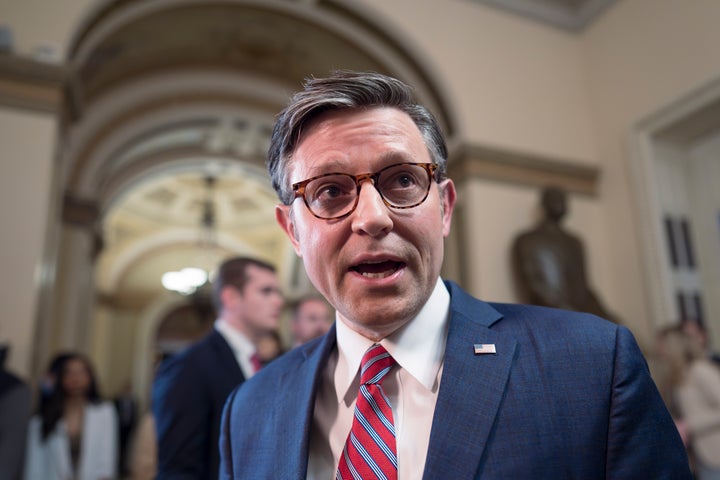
[335,278,450,400]
[214,318,256,359]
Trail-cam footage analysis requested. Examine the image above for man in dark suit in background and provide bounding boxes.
[153,256,284,479]
[219,71,692,479]
[0,344,31,480]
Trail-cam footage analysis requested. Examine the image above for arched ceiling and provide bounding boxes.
[66,0,455,133]
[96,164,284,306]
[65,0,456,307]
[71,4,380,103]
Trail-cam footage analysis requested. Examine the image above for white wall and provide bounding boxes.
[0,109,55,376]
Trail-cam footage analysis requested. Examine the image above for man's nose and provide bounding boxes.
[350,181,393,236]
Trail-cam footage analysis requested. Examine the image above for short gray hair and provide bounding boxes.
[267,70,448,204]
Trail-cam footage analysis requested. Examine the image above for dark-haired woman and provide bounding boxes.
[24,353,118,480]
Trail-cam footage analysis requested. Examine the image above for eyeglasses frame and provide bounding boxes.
[291,162,439,220]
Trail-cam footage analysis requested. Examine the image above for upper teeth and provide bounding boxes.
[361,270,393,279]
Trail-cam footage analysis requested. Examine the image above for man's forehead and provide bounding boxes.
[245,265,276,282]
[289,137,427,182]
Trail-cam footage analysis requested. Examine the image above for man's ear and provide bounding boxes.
[440,179,457,238]
[276,204,302,256]
[219,285,240,309]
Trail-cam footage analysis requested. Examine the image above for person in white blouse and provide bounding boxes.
[662,324,720,480]
[24,352,118,480]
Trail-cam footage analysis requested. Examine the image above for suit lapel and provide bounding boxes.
[423,283,517,479]
[273,326,337,477]
[208,329,245,382]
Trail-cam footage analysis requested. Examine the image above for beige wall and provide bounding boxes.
[364,0,598,163]
[0,109,55,376]
[0,0,93,59]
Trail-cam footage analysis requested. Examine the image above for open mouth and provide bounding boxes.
[350,260,404,279]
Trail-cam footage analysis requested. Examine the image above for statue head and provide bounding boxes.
[540,186,567,222]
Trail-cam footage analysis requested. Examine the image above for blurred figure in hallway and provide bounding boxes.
[152,256,284,480]
[37,352,73,414]
[659,324,720,479]
[24,352,118,480]
[113,380,138,476]
[0,343,32,480]
[129,412,157,480]
[290,294,333,347]
[256,329,285,366]
[683,318,720,365]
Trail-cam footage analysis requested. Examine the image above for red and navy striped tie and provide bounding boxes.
[337,344,397,480]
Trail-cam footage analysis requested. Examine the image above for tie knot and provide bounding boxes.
[360,344,395,385]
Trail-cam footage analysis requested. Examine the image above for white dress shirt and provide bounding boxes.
[214,319,259,379]
[307,278,450,479]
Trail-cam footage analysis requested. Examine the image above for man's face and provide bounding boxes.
[292,298,333,345]
[227,265,284,337]
[276,107,456,341]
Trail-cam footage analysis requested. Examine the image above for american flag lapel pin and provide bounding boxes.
[474,343,496,355]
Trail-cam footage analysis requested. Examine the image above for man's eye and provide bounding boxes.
[312,182,353,202]
[396,173,416,187]
[317,184,344,199]
[386,171,420,189]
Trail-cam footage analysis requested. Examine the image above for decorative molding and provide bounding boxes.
[470,0,618,33]
[448,142,600,196]
[0,53,66,113]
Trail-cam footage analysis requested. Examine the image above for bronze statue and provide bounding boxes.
[511,186,619,323]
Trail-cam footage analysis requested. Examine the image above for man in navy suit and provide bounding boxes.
[153,256,284,479]
[219,71,692,478]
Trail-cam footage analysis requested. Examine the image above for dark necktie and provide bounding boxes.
[250,352,262,373]
[336,344,398,480]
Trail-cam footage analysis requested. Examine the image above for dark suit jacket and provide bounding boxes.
[153,328,245,480]
[219,281,691,479]
[0,370,31,480]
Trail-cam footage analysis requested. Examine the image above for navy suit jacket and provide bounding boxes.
[153,328,245,480]
[219,281,691,479]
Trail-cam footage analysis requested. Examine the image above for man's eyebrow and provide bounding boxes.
[302,151,416,176]
[302,158,352,176]
[377,150,415,163]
